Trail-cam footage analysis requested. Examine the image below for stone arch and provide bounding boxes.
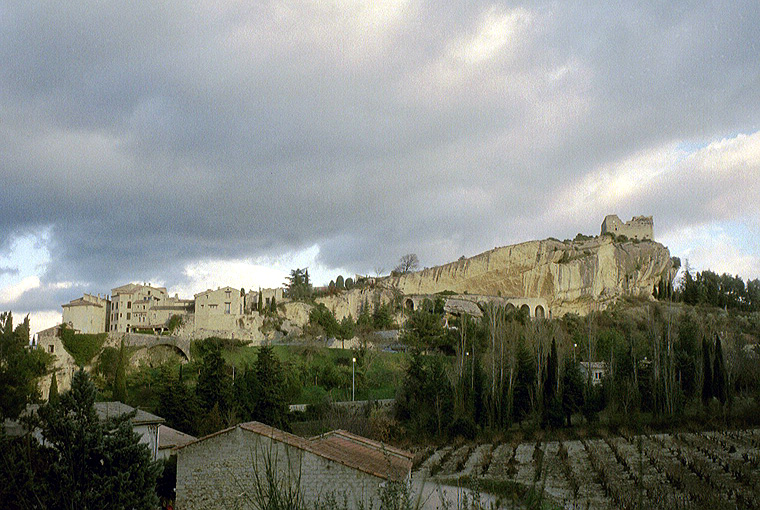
[505,303,516,313]
[405,298,415,311]
[520,304,530,316]
[146,343,189,361]
[535,305,545,319]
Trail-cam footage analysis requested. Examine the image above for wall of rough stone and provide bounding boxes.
[176,427,384,510]
[36,329,78,395]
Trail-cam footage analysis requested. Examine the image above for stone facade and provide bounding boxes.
[61,293,110,334]
[176,422,412,510]
[35,325,78,396]
[194,286,244,333]
[110,283,168,333]
[600,214,654,240]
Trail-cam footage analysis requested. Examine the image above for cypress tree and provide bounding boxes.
[713,335,727,405]
[701,337,712,406]
[258,289,263,314]
[269,296,277,313]
[48,371,59,405]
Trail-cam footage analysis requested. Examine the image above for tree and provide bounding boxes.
[48,372,58,405]
[561,360,584,426]
[713,335,727,406]
[394,253,419,274]
[253,345,290,430]
[0,312,49,420]
[36,369,161,509]
[269,295,277,314]
[258,289,264,314]
[195,341,234,418]
[284,268,312,301]
[335,275,345,290]
[701,337,713,406]
[345,277,354,290]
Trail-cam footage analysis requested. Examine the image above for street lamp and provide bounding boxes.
[573,343,577,363]
[352,357,356,401]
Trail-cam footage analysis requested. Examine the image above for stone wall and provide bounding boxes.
[36,327,78,396]
[176,427,384,510]
[601,215,654,240]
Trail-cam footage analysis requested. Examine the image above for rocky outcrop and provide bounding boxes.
[315,287,399,321]
[382,236,672,316]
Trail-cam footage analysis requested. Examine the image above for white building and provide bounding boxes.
[61,293,110,334]
[194,286,244,333]
[580,361,607,385]
[110,283,168,333]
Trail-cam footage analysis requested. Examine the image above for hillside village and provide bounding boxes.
[55,215,663,339]
[8,215,760,510]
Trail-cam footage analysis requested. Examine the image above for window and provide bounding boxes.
[127,301,131,309]
[209,304,217,310]
[126,313,131,320]
[225,290,231,298]
[49,344,55,353]
[225,302,231,314]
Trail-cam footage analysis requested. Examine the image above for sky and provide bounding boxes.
[1,1,759,336]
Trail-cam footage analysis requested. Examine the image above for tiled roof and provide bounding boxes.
[62,298,104,308]
[177,422,412,481]
[158,425,196,450]
[94,402,164,425]
[310,429,413,480]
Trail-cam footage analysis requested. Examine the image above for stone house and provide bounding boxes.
[110,283,168,333]
[61,293,110,333]
[580,361,607,386]
[194,286,245,334]
[157,424,196,461]
[175,422,413,510]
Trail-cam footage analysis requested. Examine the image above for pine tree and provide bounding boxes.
[253,345,289,430]
[196,341,233,417]
[37,369,161,509]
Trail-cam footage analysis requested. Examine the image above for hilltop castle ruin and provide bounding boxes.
[600,215,654,240]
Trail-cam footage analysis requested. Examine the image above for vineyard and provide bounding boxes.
[414,428,760,509]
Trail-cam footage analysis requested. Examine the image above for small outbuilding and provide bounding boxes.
[175,422,413,509]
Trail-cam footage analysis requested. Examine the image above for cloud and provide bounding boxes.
[0,276,42,306]
[0,1,758,322]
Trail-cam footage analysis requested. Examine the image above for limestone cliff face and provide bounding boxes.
[383,236,672,316]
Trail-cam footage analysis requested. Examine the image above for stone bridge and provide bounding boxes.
[402,295,551,319]
[109,332,192,361]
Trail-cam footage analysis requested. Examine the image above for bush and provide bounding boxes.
[447,417,477,440]
[59,326,107,366]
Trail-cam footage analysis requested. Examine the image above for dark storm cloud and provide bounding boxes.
[1,1,759,300]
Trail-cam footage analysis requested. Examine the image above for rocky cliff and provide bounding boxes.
[382,236,672,316]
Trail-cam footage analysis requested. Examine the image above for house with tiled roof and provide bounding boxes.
[175,422,413,510]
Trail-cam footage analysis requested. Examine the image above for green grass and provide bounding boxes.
[216,343,408,404]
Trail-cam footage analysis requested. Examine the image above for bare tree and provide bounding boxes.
[394,253,419,274]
